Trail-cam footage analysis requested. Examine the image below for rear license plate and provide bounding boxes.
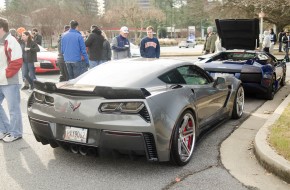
[64,126,88,143]
[34,62,40,67]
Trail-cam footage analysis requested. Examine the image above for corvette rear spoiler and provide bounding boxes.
[33,81,151,99]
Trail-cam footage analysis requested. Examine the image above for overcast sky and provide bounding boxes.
[0,0,4,9]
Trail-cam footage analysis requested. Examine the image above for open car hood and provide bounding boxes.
[215,19,259,50]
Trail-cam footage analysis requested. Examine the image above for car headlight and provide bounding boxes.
[34,92,45,103]
[33,92,54,106]
[100,102,144,114]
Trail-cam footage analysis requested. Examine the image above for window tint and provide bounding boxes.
[225,52,256,60]
[158,69,186,84]
[159,65,211,85]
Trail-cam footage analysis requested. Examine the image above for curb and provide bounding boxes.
[254,94,290,184]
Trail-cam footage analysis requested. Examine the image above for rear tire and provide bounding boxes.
[170,110,196,166]
[280,73,286,87]
[265,75,276,100]
[232,85,244,119]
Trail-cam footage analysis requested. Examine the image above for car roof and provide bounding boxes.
[71,58,190,88]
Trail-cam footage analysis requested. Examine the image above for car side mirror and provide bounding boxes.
[213,77,225,88]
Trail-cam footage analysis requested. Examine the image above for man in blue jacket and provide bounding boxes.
[61,20,89,79]
[140,26,160,58]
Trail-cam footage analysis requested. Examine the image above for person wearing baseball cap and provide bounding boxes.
[111,26,131,60]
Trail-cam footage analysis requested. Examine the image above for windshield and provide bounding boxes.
[214,52,256,61]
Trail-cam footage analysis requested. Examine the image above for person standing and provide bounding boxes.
[20,31,40,91]
[32,28,42,46]
[61,20,89,79]
[101,31,112,63]
[16,27,30,90]
[112,26,131,60]
[203,26,217,54]
[57,25,70,82]
[282,30,290,61]
[140,26,160,58]
[278,29,285,52]
[0,17,23,142]
[262,30,271,53]
[269,28,277,54]
[85,25,105,68]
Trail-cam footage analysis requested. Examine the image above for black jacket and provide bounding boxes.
[21,40,40,63]
[85,28,104,61]
[102,40,112,61]
[33,34,42,45]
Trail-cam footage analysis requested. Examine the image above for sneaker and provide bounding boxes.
[3,134,22,142]
[0,132,8,139]
[21,86,29,90]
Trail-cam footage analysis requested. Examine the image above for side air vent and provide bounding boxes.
[138,106,151,122]
[27,93,35,108]
[143,133,158,161]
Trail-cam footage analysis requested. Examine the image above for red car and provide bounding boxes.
[35,45,59,73]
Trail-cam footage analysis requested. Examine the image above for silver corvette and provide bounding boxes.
[27,58,244,166]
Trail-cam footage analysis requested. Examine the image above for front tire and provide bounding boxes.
[232,85,244,119]
[170,110,196,166]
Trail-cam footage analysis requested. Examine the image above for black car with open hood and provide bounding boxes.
[195,19,287,100]
[215,19,259,50]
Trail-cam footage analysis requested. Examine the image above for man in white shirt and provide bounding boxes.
[0,17,23,142]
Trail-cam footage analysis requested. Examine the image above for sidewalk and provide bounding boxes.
[254,93,290,184]
[221,84,290,189]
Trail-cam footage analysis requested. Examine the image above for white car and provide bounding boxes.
[110,42,141,57]
[130,43,141,57]
[178,40,196,48]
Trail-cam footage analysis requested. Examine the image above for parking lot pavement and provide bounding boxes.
[221,78,290,189]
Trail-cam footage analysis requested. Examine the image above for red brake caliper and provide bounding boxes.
[184,119,193,151]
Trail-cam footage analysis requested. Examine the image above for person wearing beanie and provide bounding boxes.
[85,25,105,68]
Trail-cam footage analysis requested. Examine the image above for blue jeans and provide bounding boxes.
[0,84,23,137]
[89,60,103,69]
[65,61,88,80]
[22,62,36,88]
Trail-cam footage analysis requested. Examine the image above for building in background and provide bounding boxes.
[105,0,151,12]
[84,0,98,14]
[4,0,12,8]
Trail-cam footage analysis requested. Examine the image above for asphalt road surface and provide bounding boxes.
[0,56,289,190]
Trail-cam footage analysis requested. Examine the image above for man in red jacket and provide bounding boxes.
[0,17,24,142]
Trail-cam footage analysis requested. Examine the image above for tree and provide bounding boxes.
[211,0,290,32]
[2,0,102,47]
[104,2,165,44]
